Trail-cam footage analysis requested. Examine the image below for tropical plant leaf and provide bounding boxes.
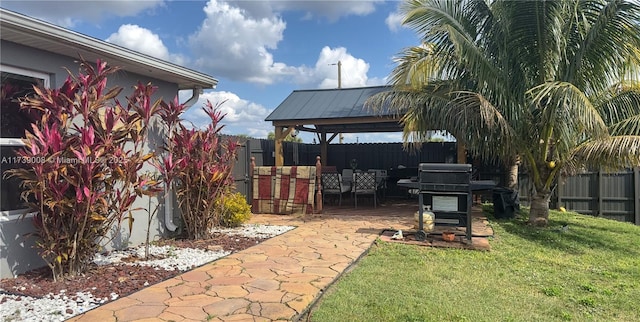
[571,135,640,170]
[365,0,640,222]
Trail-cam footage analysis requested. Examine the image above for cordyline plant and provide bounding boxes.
[6,60,161,280]
[136,172,164,259]
[156,99,239,240]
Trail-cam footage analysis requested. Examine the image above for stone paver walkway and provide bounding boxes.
[69,209,415,322]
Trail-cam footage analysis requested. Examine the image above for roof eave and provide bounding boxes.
[0,8,218,90]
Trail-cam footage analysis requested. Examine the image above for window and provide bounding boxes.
[1,65,49,218]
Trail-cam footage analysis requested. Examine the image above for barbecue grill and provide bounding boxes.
[416,163,473,242]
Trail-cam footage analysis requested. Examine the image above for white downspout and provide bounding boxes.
[165,86,202,231]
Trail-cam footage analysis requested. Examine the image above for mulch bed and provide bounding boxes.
[0,234,264,301]
[379,229,491,251]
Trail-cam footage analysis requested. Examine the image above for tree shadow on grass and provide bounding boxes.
[565,217,639,235]
[498,215,640,257]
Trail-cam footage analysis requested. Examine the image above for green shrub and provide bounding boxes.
[219,192,252,227]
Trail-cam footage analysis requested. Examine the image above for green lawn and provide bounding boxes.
[310,208,640,322]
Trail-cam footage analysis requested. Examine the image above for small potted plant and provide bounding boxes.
[442,231,456,242]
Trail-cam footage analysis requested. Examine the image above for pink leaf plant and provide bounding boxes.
[7,58,245,278]
[157,99,239,239]
[5,59,163,280]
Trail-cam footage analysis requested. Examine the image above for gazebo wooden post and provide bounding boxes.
[457,142,467,164]
[320,131,328,167]
[315,155,323,213]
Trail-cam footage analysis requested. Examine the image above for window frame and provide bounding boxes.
[1,64,50,221]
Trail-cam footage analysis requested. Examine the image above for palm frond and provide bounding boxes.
[388,44,446,87]
[610,114,640,136]
[398,89,456,143]
[571,135,640,170]
[564,0,640,92]
[401,0,504,91]
[440,24,501,87]
[402,0,473,42]
[527,81,609,139]
[592,81,640,122]
[365,80,456,114]
[495,0,568,83]
[447,91,519,160]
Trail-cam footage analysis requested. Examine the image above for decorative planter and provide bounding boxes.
[442,231,456,242]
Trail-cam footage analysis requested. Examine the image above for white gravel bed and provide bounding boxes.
[92,245,232,271]
[211,223,295,238]
[0,224,295,322]
[0,291,117,322]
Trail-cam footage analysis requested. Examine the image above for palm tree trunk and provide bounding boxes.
[504,157,519,191]
[529,190,550,226]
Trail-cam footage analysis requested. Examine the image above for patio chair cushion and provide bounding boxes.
[341,169,353,185]
[354,171,377,208]
[322,173,351,193]
[354,171,377,193]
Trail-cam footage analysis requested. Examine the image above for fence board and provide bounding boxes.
[635,168,640,225]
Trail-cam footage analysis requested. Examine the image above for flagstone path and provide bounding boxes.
[68,210,415,322]
[69,201,491,321]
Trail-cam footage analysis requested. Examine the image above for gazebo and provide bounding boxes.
[265,85,466,166]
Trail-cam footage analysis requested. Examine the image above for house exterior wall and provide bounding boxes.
[1,40,181,278]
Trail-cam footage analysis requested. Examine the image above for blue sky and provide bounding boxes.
[2,0,422,143]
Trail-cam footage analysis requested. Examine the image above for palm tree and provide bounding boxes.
[267,131,303,143]
[367,0,640,224]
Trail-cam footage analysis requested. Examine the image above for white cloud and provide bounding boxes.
[385,11,404,32]
[178,45,384,139]
[188,0,298,84]
[180,91,272,138]
[292,46,384,88]
[228,0,382,22]
[1,0,164,28]
[316,46,370,88]
[106,24,185,65]
[188,1,387,86]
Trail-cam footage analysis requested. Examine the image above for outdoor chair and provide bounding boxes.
[353,171,377,208]
[372,169,388,200]
[368,169,388,191]
[341,168,353,188]
[322,173,351,206]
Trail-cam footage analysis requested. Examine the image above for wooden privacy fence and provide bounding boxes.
[233,137,639,225]
[518,168,640,225]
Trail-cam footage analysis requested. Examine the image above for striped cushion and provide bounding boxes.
[252,166,316,214]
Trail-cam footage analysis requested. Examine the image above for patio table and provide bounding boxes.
[397,178,496,192]
[399,178,497,205]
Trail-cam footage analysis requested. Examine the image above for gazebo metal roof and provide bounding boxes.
[265,85,465,168]
[265,85,403,134]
